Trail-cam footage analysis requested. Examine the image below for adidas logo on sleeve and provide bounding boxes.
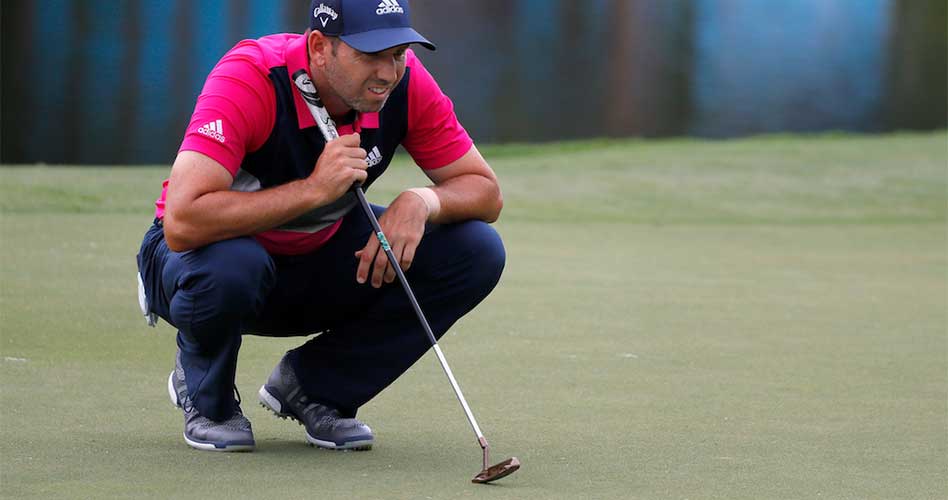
[197,119,226,143]
[376,0,404,15]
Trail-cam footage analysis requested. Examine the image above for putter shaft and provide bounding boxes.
[355,187,520,484]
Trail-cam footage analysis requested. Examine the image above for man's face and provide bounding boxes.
[322,40,409,113]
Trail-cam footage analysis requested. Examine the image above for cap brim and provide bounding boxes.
[341,27,436,53]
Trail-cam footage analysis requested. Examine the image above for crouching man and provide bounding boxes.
[136,0,504,451]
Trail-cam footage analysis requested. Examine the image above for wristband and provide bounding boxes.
[404,187,441,219]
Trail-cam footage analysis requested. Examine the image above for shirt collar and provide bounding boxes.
[286,34,379,132]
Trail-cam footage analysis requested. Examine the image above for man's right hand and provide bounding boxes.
[306,133,369,205]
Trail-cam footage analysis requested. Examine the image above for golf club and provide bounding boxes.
[292,70,520,483]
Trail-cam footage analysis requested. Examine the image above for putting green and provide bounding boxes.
[2,132,945,499]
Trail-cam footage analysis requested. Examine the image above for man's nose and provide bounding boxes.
[375,57,397,83]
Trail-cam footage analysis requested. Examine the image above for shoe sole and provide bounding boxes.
[183,433,255,452]
[168,371,179,408]
[257,385,373,451]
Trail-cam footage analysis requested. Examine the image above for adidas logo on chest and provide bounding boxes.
[366,146,383,167]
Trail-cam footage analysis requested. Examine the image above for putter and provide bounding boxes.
[292,71,520,483]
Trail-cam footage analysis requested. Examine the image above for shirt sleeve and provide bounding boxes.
[401,51,474,170]
[178,41,275,176]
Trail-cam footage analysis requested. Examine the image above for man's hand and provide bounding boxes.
[305,133,369,205]
[355,191,428,287]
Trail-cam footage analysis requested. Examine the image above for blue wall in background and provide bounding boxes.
[1,0,945,164]
[691,0,891,136]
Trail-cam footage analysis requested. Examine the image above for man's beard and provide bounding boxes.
[344,93,389,113]
[323,61,391,113]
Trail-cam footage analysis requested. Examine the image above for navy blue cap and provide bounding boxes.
[309,0,436,52]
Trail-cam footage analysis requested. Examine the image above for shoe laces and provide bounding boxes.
[181,385,243,416]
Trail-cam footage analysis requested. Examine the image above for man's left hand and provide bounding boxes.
[355,191,428,288]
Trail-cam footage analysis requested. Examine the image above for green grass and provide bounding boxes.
[1,131,946,499]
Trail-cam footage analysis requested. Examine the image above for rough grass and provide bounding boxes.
[1,131,945,499]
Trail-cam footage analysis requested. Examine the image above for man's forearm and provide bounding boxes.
[164,178,325,251]
[427,173,503,224]
[164,137,369,252]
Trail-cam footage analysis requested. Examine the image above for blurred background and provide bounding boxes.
[1,0,945,165]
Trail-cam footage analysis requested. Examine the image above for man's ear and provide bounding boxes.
[308,30,330,67]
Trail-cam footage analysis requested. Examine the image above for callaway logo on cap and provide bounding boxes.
[309,0,436,53]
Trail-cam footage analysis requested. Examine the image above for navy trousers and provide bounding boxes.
[137,205,505,421]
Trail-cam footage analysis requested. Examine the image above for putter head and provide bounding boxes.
[471,457,520,484]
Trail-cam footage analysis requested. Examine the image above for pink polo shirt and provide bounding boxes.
[156,33,472,255]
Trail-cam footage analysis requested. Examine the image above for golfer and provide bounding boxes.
[136,0,504,452]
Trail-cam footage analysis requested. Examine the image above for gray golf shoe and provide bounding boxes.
[258,355,374,450]
[168,351,255,452]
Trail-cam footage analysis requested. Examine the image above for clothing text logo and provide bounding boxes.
[377,0,404,15]
[197,119,226,143]
[314,3,339,27]
[366,146,382,167]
